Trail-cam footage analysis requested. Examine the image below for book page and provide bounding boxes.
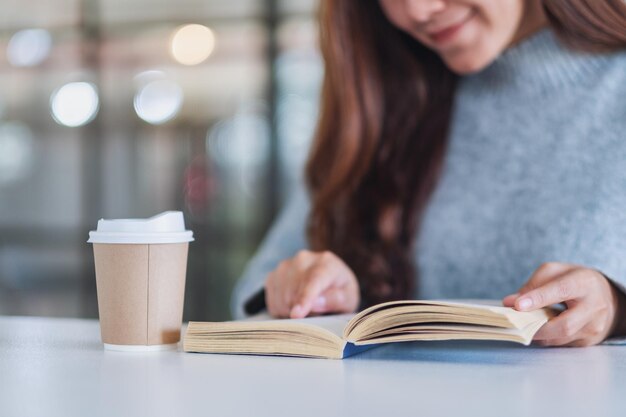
[344,299,553,342]
[244,313,355,339]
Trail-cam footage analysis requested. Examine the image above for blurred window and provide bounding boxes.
[0,0,320,320]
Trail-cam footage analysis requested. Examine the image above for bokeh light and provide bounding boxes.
[207,104,270,196]
[50,82,99,127]
[134,79,183,124]
[6,29,52,67]
[170,24,215,66]
[0,122,35,185]
[206,102,270,169]
[133,69,166,87]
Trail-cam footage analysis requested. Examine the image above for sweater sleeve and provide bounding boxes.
[230,185,311,319]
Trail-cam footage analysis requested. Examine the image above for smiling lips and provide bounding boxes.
[427,10,476,45]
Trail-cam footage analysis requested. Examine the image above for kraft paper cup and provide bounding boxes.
[88,211,194,351]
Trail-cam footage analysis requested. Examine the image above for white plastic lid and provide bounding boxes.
[88,211,194,244]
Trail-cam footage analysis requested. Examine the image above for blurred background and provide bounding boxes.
[0,0,321,321]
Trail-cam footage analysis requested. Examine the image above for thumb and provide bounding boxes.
[310,288,351,314]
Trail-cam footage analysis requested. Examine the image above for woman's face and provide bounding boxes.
[378,0,546,74]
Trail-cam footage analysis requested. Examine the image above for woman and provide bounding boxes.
[233,0,626,347]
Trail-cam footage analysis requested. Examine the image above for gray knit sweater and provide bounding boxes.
[231,28,626,319]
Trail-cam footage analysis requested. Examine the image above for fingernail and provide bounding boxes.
[518,298,532,310]
[506,293,520,299]
[312,296,326,309]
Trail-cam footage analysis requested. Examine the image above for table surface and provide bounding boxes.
[1,316,625,417]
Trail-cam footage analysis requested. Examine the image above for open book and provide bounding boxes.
[183,300,553,359]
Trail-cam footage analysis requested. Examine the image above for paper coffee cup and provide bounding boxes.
[88,211,194,351]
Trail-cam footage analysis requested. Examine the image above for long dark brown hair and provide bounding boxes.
[305,0,626,307]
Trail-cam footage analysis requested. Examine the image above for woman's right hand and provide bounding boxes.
[265,250,360,319]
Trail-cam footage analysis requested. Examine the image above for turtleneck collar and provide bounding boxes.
[462,27,615,92]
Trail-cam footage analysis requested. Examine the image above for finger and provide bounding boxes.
[515,273,586,311]
[282,264,300,313]
[550,321,605,347]
[285,258,320,316]
[281,286,298,317]
[292,250,317,270]
[533,308,587,341]
[563,339,595,347]
[284,273,312,317]
[270,287,292,318]
[535,336,580,347]
[505,263,575,309]
[265,272,286,318]
[310,287,355,314]
[288,251,329,312]
[266,261,298,318]
[265,284,277,317]
[518,262,575,294]
[502,293,519,307]
[290,265,342,319]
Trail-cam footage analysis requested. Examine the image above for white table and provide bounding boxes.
[1,316,625,417]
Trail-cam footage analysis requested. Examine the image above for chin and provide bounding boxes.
[444,54,494,75]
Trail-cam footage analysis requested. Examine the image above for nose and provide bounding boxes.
[405,0,447,23]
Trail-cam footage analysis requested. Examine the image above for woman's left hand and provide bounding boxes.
[502,262,626,347]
